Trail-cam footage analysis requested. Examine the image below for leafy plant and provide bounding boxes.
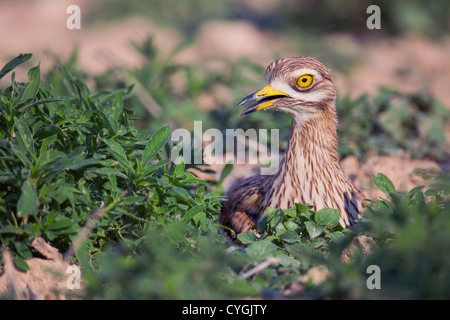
[223,172,450,299]
[310,172,450,299]
[128,39,450,162]
[2,52,450,300]
[83,221,254,299]
[90,0,450,38]
[0,54,224,271]
[337,88,450,160]
[44,39,450,165]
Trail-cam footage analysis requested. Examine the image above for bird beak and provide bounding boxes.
[236,85,290,115]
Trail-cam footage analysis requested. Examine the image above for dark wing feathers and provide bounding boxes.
[219,175,268,237]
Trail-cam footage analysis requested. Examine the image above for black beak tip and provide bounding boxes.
[236,92,257,109]
[239,104,258,116]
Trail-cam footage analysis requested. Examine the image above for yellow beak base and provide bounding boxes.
[237,85,290,115]
[255,85,290,110]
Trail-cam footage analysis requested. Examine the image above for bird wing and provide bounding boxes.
[219,174,268,237]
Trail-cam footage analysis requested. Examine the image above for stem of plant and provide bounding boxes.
[63,201,117,261]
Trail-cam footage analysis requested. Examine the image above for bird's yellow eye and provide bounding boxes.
[296,74,314,88]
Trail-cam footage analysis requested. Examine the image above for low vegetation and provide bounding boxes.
[1,53,449,299]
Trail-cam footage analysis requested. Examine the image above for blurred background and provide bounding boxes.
[1,0,450,199]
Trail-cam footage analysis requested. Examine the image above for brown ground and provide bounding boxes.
[0,0,449,299]
[0,237,74,299]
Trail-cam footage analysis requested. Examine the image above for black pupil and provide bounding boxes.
[302,78,308,83]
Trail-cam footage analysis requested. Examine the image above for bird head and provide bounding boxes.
[237,57,337,121]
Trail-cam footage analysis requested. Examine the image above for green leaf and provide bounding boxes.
[173,157,185,176]
[15,242,33,259]
[0,225,23,234]
[142,124,171,165]
[21,64,41,102]
[103,138,127,160]
[0,53,32,80]
[276,253,301,268]
[120,195,145,205]
[315,208,340,228]
[371,174,386,194]
[34,126,65,140]
[283,207,297,218]
[17,180,38,217]
[48,218,73,230]
[379,173,396,193]
[424,189,437,197]
[93,167,128,179]
[237,232,258,244]
[170,186,193,201]
[372,173,396,196]
[14,117,36,159]
[327,231,345,243]
[218,163,233,187]
[13,255,30,271]
[269,211,284,229]
[103,138,133,173]
[305,221,325,239]
[245,239,278,262]
[183,205,204,221]
[140,159,170,177]
[20,97,76,113]
[407,185,425,199]
[295,203,312,214]
[284,220,301,232]
[38,134,57,155]
[280,230,301,243]
[10,143,32,166]
[311,237,328,249]
[110,91,124,119]
[192,211,206,225]
[256,214,270,232]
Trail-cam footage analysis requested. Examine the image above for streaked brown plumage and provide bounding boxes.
[219,57,365,238]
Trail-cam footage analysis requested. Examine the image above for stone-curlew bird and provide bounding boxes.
[219,57,365,238]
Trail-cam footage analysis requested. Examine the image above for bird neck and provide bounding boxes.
[285,109,340,170]
[265,108,354,213]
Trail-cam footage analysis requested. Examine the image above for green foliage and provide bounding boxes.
[88,170,450,299]
[89,170,450,300]
[89,0,230,34]
[90,0,449,38]
[313,173,450,299]
[229,172,450,299]
[0,54,33,80]
[82,195,348,299]
[125,37,265,134]
[45,40,450,165]
[273,0,449,38]
[1,52,450,300]
[232,205,348,294]
[0,54,224,272]
[337,88,450,160]
[128,39,450,162]
[83,222,254,299]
